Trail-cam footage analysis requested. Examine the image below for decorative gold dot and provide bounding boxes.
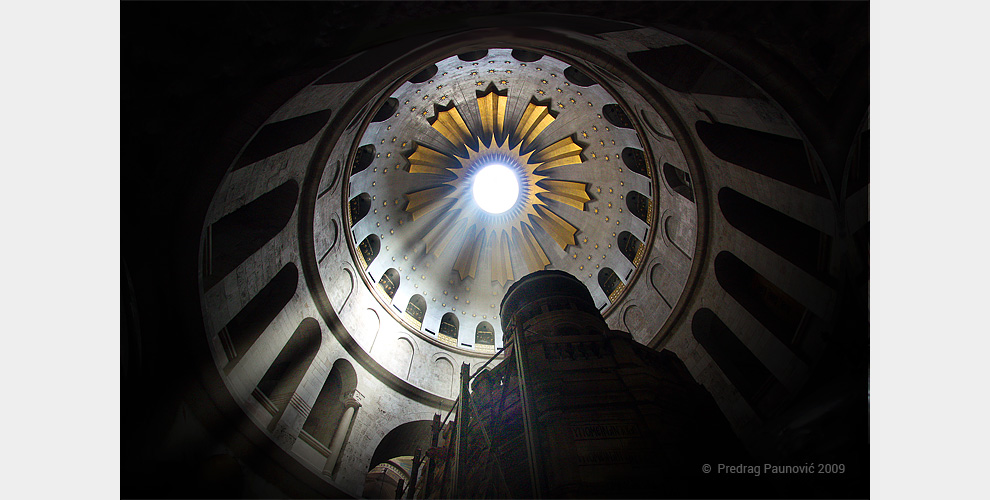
[505,70,512,74]
[580,266,584,270]
[600,140,605,146]
[536,67,542,71]
[429,80,434,83]
[597,114,602,119]
[558,103,565,108]
[609,188,613,193]
[595,244,599,249]
[608,203,612,208]
[372,181,376,187]
[477,81,484,86]
[500,80,508,85]
[442,72,448,76]
[520,63,527,66]
[390,229,394,234]
[444,291,448,295]
[402,142,407,147]
[587,255,592,260]
[582,131,588,138]
[457,65,463,69]
[404,100,410,104]
[416,89,421,93]
[386,215,390,220]
[411,107,417,112]
[537,89,545,95]
[556,88,563,93]
[594,208,599,213]
[466,300,470,304]
[373,209,378,214]
[570,98,576,103]
[441,95,448,100]
[588,102,593,107]
[437,85,443,90]
[472,62,479,66]
[488,69,496,73]
[470,71,478,76]
[423,95,430,100]
[605,217,609,222]
[572,253,578,259]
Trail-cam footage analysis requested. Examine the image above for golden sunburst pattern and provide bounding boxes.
[404,89,590,286]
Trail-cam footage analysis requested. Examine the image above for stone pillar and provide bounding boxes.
[323,392,362,476]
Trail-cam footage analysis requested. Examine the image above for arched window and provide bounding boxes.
[696,121,827,196]
[563,65,595,86]
[357,234,380,267]
[714,252,807,354]
[205,180,298,290]
[718,187,832,282]
[458,50,488,62]
[438,312,459,347]
[404,294,427,329]
[352,144,375,175]
[691,308,786,417]
[617,231,644,266]
[348,193,371,226]
[220,263,298,373]
[378,268,400,300]
[408,64,437,84]
[233,109,332,170]
[475,321,496,354]
[372,97,398,123]
[663,162,694,202]
[301,359,358,452]
[626,190,651,224]
[602,103,634,129]
[598,267,625,303]
[255,318,321,418]
[621,147,650,178]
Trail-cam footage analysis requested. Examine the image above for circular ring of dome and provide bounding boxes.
[333,47,677,355]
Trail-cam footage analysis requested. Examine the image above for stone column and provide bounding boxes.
[323,391,362,476]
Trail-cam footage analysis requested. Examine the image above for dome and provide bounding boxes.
[122,3,869,498]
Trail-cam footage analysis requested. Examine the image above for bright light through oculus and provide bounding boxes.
[472,164,519,214]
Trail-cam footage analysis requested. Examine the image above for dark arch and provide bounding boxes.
[378,268,400,299]
[598,267,625,302]
[368,420,435,471]
[352,144,376,175]
[714,251,807,355]
[663,163,694,202]
[232,109,332,170]
[438,313,459,345]
[511,49,543,62]
[602,103,634,129]
[408,64,438,84]
[563,65,595,87]
[221,263,298,373]
[696,121,827,196]
[372,97,398,123]
[692,308,786,418]
[626,190,650,224]
[718,188,832,283]
[204,180,298,290]
[358,234,380,267]
[621,147,650,178]
[458,49,488,62]
[627,45,762,98]
[302,359,359,448]
[475,321,495,352]
[405,294,427,328]
[349,192,371,226]
[617,231,643,265]
[256,318,321,420]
